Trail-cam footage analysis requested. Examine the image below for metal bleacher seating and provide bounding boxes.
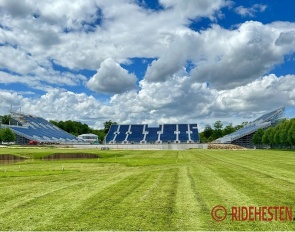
[6,113,82,144]
[217,107,284,144]
[161,124,176,142]
[115,125,129,143]
[190,124,199,142]
[127,125,144,143]
[145,125,162,142]
[105,124,118,143]
[105,123,199,144]
[219,122,271,144]
[178,124,189,142]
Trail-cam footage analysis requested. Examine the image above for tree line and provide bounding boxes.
[49,120,117,142]
[252,118,295,147]
[199,121,248,142]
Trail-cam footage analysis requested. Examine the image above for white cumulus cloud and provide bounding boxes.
[86,58,137,94]
[235,4,267,17]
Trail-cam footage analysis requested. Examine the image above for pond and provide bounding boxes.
[0,154,26,165]
[42,153,100,160]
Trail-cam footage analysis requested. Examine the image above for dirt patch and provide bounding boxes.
[208,144,247,150]
[0,154,26,160]
[42,153,100,159]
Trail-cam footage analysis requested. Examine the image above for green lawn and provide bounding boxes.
[0,148,294,230]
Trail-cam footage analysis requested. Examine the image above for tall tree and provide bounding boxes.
[287,119,295,146]
[212,120,223,140]
[252,128,264,145]
[1,115,11,124]
[91,129,106,143]
[203,124,213,139]
[50,120,91,136]
[223,123,235,136]
[279,120,289,147]
[262,127,275,146]
[273,124,281,146]
[214,120,223,130]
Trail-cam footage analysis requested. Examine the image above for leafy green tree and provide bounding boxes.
[91,129,106,143]
[0,128,16,142]
[50,120,91,136]
[260,118,295,148]
[200,121,248,142]
[203,125,213,139]
[252,128,264,145]
[273,124,281,146]
[223,123,235,136]
[287,119,295,146]
[279,120,289,147]
[50,119,112,142]
[261,129,269,145]
[1,115,11,124]
[211,120,223,140]
[262,127,275,146]
[199,133,206,143]
[214,120,223,130]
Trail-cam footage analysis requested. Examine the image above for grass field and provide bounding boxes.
[0,147,295,231]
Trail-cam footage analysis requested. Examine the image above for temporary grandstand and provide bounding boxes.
[216,107,285,148]
[1,112,83,145]
[105,124,199,144]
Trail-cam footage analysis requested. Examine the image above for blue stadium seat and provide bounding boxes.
[178,124,189,142]
[190,124,199,141]
[145,125,162,143]
[105,124,119,143]
[128,125,144,143]
[161,124,176,142]
[115,125,129,143]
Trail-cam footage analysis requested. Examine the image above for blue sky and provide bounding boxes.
[0,0,295,129]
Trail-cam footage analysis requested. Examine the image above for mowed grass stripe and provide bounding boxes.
[203,150,295,182]
[201,150,295,205]
[0,148,295,230]
[187,150,295,230]
[0,163,143,230]
[187,162,256,230]
[172,165,205,230]
[47,168,178,231]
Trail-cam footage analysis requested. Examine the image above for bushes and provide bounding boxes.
[252,118,295,148]
[252,128,264,145]
[200,121,248,142]
[0,128,16,143]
